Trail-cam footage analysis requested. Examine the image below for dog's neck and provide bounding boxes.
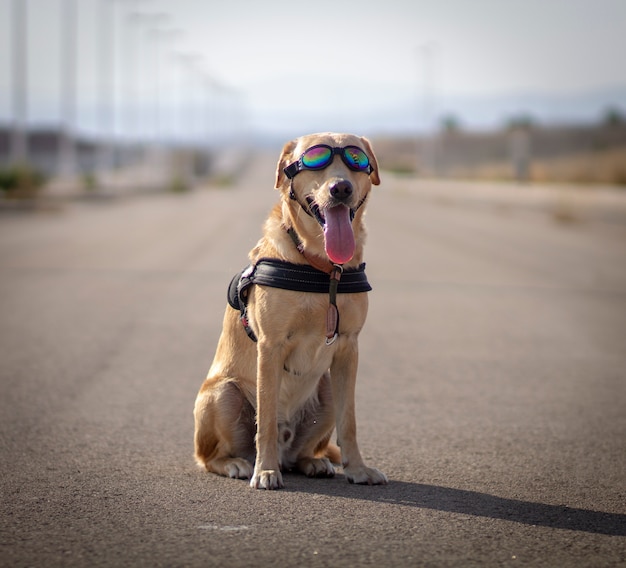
[284,225,337,274]
[283,200,366,270]
[249,200,366,269]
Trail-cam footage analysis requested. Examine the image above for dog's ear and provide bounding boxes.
[360,136,381,186]
[275,139,298,190]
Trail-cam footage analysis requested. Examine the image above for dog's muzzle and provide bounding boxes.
[328,179,353,203]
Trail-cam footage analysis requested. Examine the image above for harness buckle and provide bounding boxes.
[326,332,338,346]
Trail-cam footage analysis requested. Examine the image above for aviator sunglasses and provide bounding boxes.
[284,145,373,179]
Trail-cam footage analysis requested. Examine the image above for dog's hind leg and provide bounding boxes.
[194,379,256,479]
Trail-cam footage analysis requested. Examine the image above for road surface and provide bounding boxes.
[1,153,625,566]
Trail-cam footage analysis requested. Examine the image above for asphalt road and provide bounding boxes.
[1,154,625,567]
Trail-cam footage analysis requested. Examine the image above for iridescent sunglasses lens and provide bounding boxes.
[342,146,370,171]
[302,146,333,169]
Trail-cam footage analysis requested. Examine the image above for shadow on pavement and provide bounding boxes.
[284,476,626,537]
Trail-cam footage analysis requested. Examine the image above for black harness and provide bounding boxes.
[227,258,372,343]
[227,184,371,344]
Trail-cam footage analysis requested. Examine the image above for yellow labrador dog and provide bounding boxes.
[194,132,387,489]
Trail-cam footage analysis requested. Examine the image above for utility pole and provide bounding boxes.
[149,26,181,146]
[10,0,28,166]
[98,0,116,174]
[419,42,440,177]
[129,11,167,143]
[58,0,78,178]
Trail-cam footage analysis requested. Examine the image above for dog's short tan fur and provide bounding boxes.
[193,132,387,489]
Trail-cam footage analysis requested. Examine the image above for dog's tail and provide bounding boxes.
[313,435,342,465]
[323,443,342,466]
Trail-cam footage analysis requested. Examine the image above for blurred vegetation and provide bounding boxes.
[440,114,463,134]
[168,175,189,194]
[602,107,625,127]
[82,172,98,192]
[374,107,626,186]
[506,114,535,131]
[0,164,47,199]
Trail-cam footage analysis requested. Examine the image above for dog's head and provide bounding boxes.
[275,132,380,265]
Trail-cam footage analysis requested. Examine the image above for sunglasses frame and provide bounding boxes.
[284,144,374,179]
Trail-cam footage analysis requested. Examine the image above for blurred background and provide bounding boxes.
[1,0,626,198]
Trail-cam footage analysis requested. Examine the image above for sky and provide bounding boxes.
[1,0,626,141]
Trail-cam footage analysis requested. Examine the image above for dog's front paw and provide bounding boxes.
[344,465,388,486]
[224,458,254,479]
[250,469,284,490]
[297,457,335,478]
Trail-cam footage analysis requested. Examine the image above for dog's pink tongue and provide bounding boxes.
[324,204,355,264]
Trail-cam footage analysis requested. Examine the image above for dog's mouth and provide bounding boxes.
[306,197,355,264]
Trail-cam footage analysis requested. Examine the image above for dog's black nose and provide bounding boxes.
[329,179,353,201]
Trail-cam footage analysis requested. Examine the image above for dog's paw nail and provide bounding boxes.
[250,469,284,490]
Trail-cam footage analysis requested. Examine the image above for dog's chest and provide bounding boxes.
[280,293,365,358]
[278,335,335,419]
[282,333,335,379]
[251,286,367,417]
[278,302,363,415]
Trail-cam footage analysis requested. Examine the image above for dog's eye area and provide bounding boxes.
[301,146,332,169]
[343,146,369,170]
[300,145,370,172]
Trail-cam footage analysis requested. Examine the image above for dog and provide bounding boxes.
[193,132,387,489]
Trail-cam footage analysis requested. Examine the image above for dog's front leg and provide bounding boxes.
[250,339,284,490]
[331,339,388,485]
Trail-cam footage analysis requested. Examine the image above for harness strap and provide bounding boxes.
[227,258,371,344]
[227,265,258,341]
[286,227,334,273]
[326,264,343,344]
[286,226,343,343]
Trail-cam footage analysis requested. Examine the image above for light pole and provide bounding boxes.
[58,0,78,178]
[148,25,181,146]
[129,11,168,144]
[418,41,440,176]
[175,52,205,146]
[119,1,144,146]
[10,0,28,166]
[97,0,116,175]
[201,74,218,149]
